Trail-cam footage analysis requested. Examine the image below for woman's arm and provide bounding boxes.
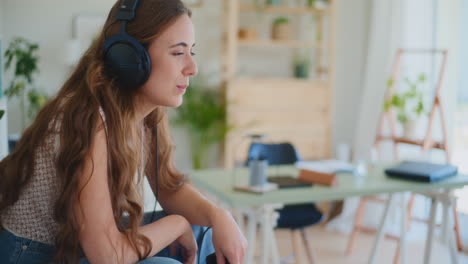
[156,179,248,264]
[158,182,218,227]
[75,128,195,264]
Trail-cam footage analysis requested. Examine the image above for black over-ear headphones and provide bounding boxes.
[103,0,151,90]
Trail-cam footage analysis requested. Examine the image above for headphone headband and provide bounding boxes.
[116,0,140,21]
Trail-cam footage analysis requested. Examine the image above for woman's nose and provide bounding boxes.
[183,55,197,76]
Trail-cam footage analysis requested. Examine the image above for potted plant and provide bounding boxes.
[173,78,231,169]
[271,16,291,40]
[253,0,284,8]
[383,73,427,139]
[293,54,310,79]
[307,0,328,9]
[4,37,48,131]
[266,0,281,6]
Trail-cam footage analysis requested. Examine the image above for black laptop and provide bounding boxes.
[385,161,458,182]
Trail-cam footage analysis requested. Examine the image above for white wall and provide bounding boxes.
[0,2,4,34]
[0,1,9,159]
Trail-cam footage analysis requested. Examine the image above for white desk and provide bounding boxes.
[190,164,468,264]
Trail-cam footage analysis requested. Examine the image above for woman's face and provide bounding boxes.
[136,14,197,114]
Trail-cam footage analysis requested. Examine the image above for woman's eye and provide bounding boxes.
[172,52,196,56]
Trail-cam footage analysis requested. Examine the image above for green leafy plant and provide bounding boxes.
[383,73,427,124]
[173,80,231,169]
[273,16,289,26]
[253,0,281,8]
[4,37,48,129]
[266,0,281,6]
[307,0,329,8]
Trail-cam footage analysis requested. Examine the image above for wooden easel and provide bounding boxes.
[347,49,463,262]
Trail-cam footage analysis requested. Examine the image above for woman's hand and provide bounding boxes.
[210,208,248,264]
[175,218,198,264]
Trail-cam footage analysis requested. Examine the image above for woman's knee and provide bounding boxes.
[137,256,182,264]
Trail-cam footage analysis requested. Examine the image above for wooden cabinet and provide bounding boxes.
[222,0,336,167]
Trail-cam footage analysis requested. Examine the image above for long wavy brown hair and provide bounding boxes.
[0,0,191,263]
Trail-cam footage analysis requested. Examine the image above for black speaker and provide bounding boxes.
[103,0,151,90]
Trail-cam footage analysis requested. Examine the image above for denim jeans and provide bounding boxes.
[0,211,215,264]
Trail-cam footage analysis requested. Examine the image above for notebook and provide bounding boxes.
[268,175,313,188]
[384,161,458,182]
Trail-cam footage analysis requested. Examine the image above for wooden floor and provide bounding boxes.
[249,222,468,264]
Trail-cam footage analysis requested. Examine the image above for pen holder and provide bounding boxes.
[249,159,268,187]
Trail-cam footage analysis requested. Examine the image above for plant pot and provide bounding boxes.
[294,62,309,79]
[238,28,258,40]
[271,23,291,40]
[402,119,420,139]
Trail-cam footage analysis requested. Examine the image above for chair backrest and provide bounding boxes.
[246,142,301,166]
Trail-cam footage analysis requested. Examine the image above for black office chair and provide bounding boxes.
[246,142,324,263]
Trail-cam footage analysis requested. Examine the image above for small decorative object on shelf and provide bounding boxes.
[271,16,291,40]
[238,28,258,40]
[293,54,310,79]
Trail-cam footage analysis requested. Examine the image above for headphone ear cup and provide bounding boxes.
[103,34,151,90]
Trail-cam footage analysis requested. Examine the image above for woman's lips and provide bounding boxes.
[177,85,188,92]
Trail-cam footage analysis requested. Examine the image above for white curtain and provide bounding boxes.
[327,0,403,234]
[352,0,403,163]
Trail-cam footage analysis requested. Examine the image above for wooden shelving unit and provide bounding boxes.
[222,0,336,167]
[239,4,326,15]
[238,39,320,48]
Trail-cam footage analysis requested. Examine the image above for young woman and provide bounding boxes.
[0,0,247,263]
